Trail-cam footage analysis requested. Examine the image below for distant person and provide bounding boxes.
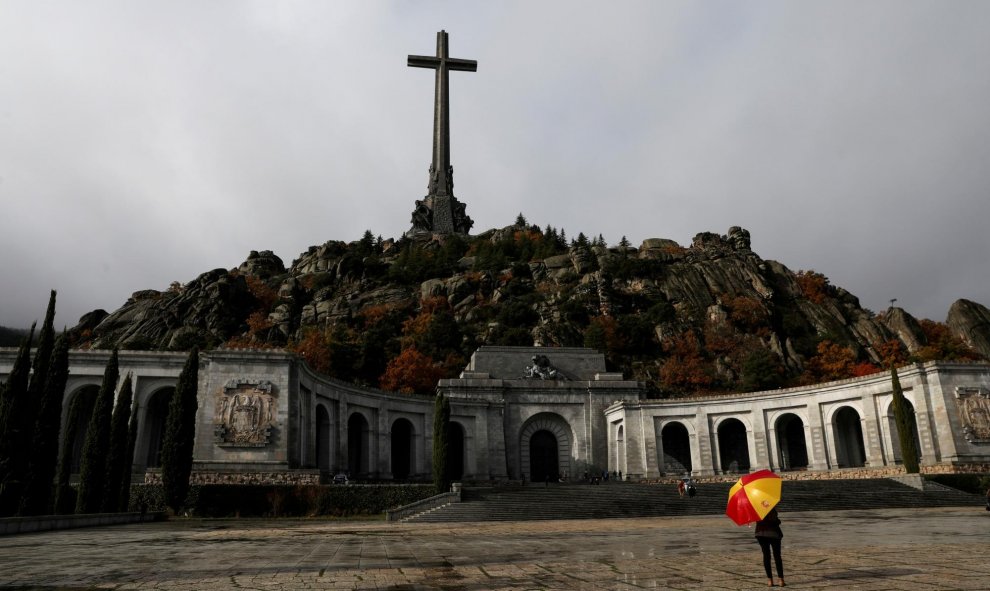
[985,486,990,511]
[677,479,686,498]
[754,508,785,587]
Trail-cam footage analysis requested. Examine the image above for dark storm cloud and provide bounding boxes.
[2,1,988,328]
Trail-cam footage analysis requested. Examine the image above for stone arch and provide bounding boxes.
[660,421,693,474]
[775,413,808,470]
[885,398,922,464]
[347,412,371,477]
[833,406,866,468]
[143,386,174,469]
[390,418,414,480]
[519,413,573,482]
[315,404,331,474]
[448,421,465,481]
[716,417,750,473]
[61,385,100,474]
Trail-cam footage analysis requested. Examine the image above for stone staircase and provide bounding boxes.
[403,478,982,523]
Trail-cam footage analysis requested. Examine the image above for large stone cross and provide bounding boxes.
[407,30,476,235]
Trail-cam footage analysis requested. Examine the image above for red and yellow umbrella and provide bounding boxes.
[725,469,782,525]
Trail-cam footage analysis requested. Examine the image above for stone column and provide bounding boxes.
[377,405,391,480]
[640,414,660,479]
[806,404,830,471]
[766,425,780,471]
[751,411,771,471]
[338,399,349,474]
[860,394,885,467]
[693,413,715,476]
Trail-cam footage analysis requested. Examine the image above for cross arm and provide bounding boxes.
[408,55,440,69]
[446,58,477,72]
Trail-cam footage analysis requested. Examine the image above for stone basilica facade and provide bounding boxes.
[2,346,989,485]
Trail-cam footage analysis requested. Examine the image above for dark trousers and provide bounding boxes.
[757,537,783,579]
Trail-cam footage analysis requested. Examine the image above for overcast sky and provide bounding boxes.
[2,1,989,329]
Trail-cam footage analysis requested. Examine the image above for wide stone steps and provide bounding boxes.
[404,478,982,523]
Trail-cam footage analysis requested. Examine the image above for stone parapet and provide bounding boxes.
[645,464,990,485]
[143,469,321,486]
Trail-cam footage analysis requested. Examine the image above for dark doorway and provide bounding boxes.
[391,418,413,480]
[316,405,331,473]
[834,407,866,468]
[63,386,99,474]
[660,422,692,474]
[717,418,750,473]
[776,414,809,470]
[529,430,558,482]
[143,388,174,469]
[448,422,465,480]
[347,413,369,476]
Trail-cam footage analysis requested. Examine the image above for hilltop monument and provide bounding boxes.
[407,30,475,236]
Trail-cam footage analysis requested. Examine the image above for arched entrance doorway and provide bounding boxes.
[143,387,174,469]
[775,413,808,470]
[347,413,370,476]
[529,430,558,483]
[519,413,572,482]
[315,404,331,474]
[660,422,692,474]
[390,418,413,480]
[834,406,866,468]
[886,399,922,464]
[61,386,99,474]
[717,418,750,473]
[448,422,465,480]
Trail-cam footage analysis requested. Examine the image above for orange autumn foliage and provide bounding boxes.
[795,270,830,305]
[659,331,714,392]
[379,347,445,395]
[288,329,332,375]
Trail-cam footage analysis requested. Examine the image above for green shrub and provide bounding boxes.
[925,474,990,494]
[126,484,436,517]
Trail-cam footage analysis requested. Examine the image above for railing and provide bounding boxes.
[386,491,460,522]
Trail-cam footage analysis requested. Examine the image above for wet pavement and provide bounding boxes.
[1,506,988,589]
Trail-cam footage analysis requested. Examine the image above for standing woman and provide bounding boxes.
[755,508,785,587]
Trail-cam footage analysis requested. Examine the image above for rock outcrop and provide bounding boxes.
[947,299,990,359]
[69,225,987,394]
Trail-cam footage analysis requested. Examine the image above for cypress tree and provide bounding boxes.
[0,324,35,516]
[75,349,119,514]
[432,392,450,494]
[54,390,97,514]
[102,373,134,512]
[118,401,140,512]
[161,348,200,514]
[890,366,920,474]
[19,331,71,516]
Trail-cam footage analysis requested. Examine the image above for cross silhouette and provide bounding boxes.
[408,31,477,198]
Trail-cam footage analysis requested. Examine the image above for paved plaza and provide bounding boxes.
[1,506,989,590]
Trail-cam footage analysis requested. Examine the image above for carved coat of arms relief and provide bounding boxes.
[955,386,990,444]
[214,379,277,447]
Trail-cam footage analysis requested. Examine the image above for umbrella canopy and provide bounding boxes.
[725,469,782,525]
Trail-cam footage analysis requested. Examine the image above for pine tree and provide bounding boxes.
[890,366,920,473]
[118,401,140,512]
[432,392,451,494]
[0,324,35,516]
[161,348,200,513]
[102,373,134,512]
[19,331,70,516]
[76,349,119,514]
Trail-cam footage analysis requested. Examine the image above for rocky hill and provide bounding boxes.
[68,223,989,396]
